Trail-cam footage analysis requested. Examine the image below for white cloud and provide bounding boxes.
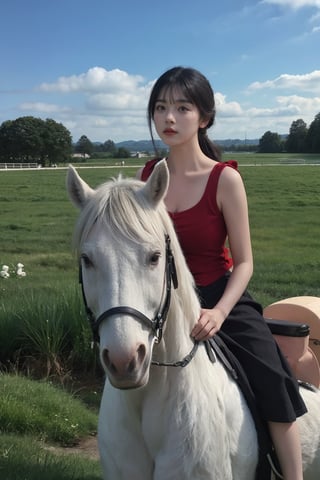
[39,67,145,94]
[248,104,301,117]
[212,92,320,140]
[262,0,320,8]
[247,70,320,93]
[215,93,243,117]
[86,92,147,111]
[276,94,320,111]
[244,94,320,121]
[32,67,154,141]
[19,102,71,113]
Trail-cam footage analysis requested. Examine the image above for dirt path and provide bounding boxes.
[46,435,100,461]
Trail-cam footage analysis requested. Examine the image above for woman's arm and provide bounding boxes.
[192,166,253,340]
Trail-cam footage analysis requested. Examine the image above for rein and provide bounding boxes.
[151,340,199,367]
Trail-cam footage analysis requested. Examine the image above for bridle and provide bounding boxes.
[79,233,199,368]
[80,234,179,344]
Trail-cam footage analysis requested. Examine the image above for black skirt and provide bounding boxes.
[197,274,307,423]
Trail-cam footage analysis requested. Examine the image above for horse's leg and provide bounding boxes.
[98,385,153,480]
[98,431,153,480]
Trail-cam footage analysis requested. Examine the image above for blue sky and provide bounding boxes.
[1,0,320,143]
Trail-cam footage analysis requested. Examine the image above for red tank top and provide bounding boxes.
[141,159,238,286]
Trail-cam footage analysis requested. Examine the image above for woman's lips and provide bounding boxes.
[163,129,177,135]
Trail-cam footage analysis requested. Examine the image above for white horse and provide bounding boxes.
[67,161,320,480]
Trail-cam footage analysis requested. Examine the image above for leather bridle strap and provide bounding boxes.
[79,234,178,344]
[94,306,156,339]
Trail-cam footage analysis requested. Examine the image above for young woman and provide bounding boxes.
[137,66,306,480]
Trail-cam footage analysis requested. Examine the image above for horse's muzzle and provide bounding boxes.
[101,344,150,389]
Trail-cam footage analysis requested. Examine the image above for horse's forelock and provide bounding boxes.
[73,177,168,252]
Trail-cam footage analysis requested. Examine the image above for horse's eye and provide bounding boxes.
[149,251,161,266]
[81,254,93,268]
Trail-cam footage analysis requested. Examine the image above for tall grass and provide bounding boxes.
[0,284,97,377]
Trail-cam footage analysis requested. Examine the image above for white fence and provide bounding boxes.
[0,162,40,169]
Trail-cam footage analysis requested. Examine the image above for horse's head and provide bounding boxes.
[67,161,184,389]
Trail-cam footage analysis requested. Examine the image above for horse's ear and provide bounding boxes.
[66,165,95,209]
[141,159,169,206]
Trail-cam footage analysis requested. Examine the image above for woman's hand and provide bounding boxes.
[191,307,226,341]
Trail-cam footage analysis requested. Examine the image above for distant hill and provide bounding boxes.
[115,138,260,152]
[115,140,167,152]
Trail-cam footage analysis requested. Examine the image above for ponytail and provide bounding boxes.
[198,129,221,161]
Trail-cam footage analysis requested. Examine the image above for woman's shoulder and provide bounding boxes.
[208,160,239,185]
[217,160,247,210]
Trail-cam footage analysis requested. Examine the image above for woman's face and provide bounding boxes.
[153,87,207,147]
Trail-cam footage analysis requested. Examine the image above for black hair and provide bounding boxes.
[147,66,221,161]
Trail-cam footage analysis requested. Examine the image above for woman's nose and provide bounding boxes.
[165,110,175,123]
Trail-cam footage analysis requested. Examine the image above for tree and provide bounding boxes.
[306,112,320,153]
[258,131,283,153]
[42,119,72,165]
[114,147,131,158]
[285,119,308,153]
[75,135,94,156]
[0,116,72,166]
[0,116,44,161]
[102,139,116,154]
[0,120,16,159]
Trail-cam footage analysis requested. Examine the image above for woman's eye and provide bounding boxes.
[149,251,161,266]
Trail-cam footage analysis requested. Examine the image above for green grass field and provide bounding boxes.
[1,154,319,307]
[0,154,320,304]
[242,165,320,304]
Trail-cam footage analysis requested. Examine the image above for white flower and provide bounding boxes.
[0,265,10,278]
[16,263,26,277]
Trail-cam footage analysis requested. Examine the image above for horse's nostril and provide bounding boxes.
[137,344,146,364]
[128,357,136,374]
[103,349,118,374]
